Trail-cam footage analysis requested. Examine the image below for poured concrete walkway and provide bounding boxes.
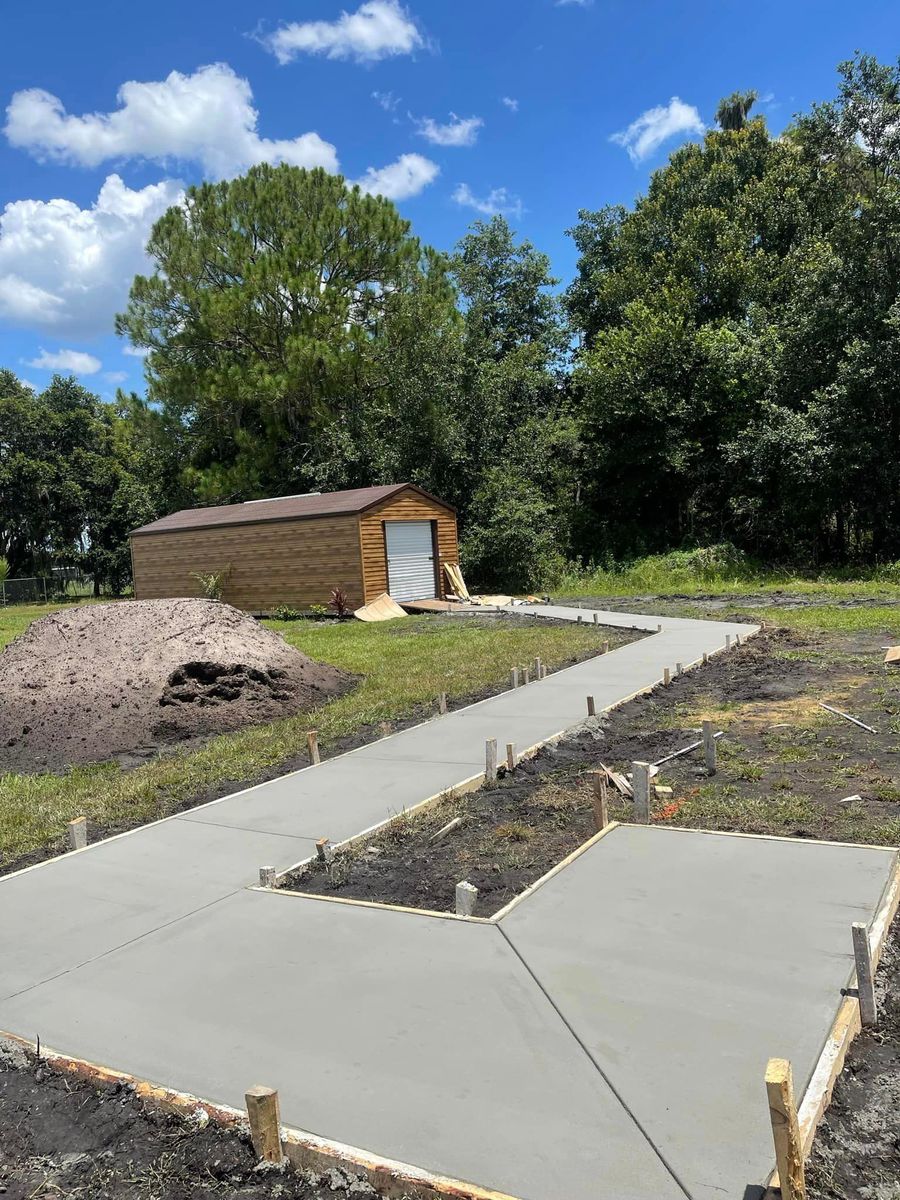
[2,605,895,1199]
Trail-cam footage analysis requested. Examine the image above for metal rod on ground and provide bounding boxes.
[631,762,651,823]
[506,742,516,772]
[67,816,87,851]
[818,702,878,735]
[764,1059,806,1200]
[592,773,609,832]
[456,881,479,917]
[306,730,320,765]
[653,730,724,768]
[259,866,277,888]
[852,922,877,1027]
[245,1086,284,1165]
[587,695,596,717]
[437,692,448,715]
[702,720,717,775]
[663,667,671,686]
[316,837,333,863]
[510,666,520,689]
[485,738,498,788]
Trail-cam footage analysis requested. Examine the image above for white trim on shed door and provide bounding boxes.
[385,520,436,602]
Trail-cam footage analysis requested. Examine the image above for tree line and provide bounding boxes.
[3,53,900,593]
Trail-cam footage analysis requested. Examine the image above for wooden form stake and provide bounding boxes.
[675,662,683,676]
[245,1086,283,1164]
[586,695,596,717]
[306,730,320,765]
[316,837,333,863]
[663,667,671,686]
[484,738,498,787]
[765,1059,806,1200]
[603,640,610,654]
[725,634,732,650]
[437,692,448,715]
[631,761,651,823]
[506,742,516,772]
[592,773,609,832]
[533,656,542,679]
[577,614,583,623]
[456,880,479,917]
[852,922,877,1027]
[703,651,709,665]
[510,666,520,689]
[702,720,717,774]
[593,612,599,624]
[523,667,531,685]
[259,866,277,888]
[67,816,87,851]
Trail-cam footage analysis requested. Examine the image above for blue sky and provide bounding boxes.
[1,0,897,398]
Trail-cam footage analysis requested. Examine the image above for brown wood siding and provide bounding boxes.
[131,514,365,612]
[358,490,458,603]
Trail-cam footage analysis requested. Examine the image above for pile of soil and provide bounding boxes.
[0,600,352,773]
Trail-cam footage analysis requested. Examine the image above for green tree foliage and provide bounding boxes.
[716,90,758,131]
[569,52,900,564]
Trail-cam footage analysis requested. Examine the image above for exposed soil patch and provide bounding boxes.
[0,1041,383,1200]
[0,600,353,773]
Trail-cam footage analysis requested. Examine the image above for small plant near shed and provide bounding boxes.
[191,566,230,601]
[330,587,352,618]
[272,604,302,621]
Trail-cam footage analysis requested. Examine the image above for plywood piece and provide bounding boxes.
[354,592,407,622]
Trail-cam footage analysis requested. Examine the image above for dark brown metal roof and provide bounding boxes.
[131,484,455,536]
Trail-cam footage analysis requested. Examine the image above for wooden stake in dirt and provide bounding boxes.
[657,623,662,632]
[593,612,599,624]
[259,866,277,888]
[506,742,517,772]
[456,880,479,917]
[437,692,448,715]
[316,837,333,863]
[703,651,709,665]
[586,695,596,717]
[533,656,542,679]
[725,634,732,650]
[485,738,498,787]
[663,667,671,686]
[66,816,87,851]
[577,614,583,623]
[523,666,531,685]
[764,1059,806,1200]
[675,662,683,676]
[702,720,717,775]
[631,762,651,824]
[306,730,320,765]
[245,1086,283,1165]
[603,640,610,655]
[852,922,877,1027]
[430,816,463,842]
[510,666,520,689]
[592,773,609,832]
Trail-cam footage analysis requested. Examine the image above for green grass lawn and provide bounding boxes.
[0,609,611,867]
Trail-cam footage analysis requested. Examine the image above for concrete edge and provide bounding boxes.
[0,1030,521,1200]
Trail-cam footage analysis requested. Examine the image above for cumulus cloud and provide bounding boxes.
[4,63,338,179]
[610,97,704,163]
[103,370,128,384]
[0,174,182,337]
[355,153,439,200]
[414,112,482,147]
[27,348,102,375]
[263,0,424,65]
[501,97,519,113]
[452,183,523,219]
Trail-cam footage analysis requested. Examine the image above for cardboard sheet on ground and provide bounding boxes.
[885,645,900,664]
[354,592,407,622]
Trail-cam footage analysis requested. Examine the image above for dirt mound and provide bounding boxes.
[0,600,352,773]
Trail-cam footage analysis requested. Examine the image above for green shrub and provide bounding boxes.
[460,469,565,593]
[191,567,230,601]
[272,604,302,621]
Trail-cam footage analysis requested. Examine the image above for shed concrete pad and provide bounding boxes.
[499,825,897,1200]
[0,819,315,999]
[1,889,685,1200]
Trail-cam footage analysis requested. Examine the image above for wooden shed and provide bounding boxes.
[130,484,458,613]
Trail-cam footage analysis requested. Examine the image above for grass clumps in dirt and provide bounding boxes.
[0,609,631,871]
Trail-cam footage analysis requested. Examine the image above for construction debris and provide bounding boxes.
[444,562,471,601]
[353,592,407,622]
[818,702,878,735]
[653,731,724,768]
[884,645,900,664]
[597,763,633,799]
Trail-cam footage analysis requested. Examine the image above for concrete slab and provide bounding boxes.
[2,889,686,1200]
[0,818,315,999]
[499,825,898,1200]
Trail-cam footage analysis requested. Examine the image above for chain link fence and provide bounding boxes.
[0,571,93,605]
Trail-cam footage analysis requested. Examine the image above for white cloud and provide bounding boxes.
[122,344,148,358]
[372,89,401,113]
[4,63,338,179]
[263,0,424,65]
[452,183,523,219]
[355,153,439,201]
[27,347,102,375]
[103,370,128,384]
[610,97,705,163]
[414,112,482,147]
[501,97,519,113]
[0,174,183,337]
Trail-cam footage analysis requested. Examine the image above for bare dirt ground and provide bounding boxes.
[0,600,352,773]
[0,1041,382,1200]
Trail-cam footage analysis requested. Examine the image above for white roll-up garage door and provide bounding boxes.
[385,521,436,602]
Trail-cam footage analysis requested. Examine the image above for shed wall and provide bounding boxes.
[131,514,365,612]
[359,492,458,603]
